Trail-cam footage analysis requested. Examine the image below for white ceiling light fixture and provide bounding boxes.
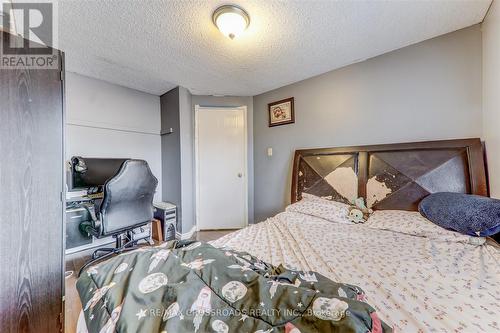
[212,5,250,40]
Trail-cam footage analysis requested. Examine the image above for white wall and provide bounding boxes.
[65,72,162,201]
[483,2,500,198]
[253,25,483,221]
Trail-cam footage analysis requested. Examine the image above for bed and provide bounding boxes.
[77,138,499,332]
[211,138,499,332]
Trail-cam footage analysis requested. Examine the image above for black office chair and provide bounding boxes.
[78,159,158,276]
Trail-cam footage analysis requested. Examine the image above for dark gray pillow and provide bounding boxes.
[419,192,500,237]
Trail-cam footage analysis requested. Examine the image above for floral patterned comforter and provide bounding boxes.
[211,210,500,332]
[77,241,391,333]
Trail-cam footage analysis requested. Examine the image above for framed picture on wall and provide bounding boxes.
[268,97,294,127]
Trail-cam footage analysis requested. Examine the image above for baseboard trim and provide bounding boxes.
[176,226,196,240]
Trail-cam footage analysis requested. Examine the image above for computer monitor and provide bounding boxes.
[70,157,128,191]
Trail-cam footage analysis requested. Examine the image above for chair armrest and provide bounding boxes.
[79,203,101,237]
[79,220,98,237]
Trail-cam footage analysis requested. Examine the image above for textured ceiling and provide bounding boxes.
[57,0,491,96]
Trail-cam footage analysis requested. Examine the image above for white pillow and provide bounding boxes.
[286,194,351,224]
[301,193,325,201]
[365,210,485,245]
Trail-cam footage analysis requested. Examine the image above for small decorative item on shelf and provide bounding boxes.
[268,97,295,127]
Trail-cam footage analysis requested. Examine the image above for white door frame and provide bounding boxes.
[194,105,248,231]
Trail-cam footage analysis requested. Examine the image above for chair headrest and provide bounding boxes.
[99,159,158,235]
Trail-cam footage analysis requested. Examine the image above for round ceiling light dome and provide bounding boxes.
[212,5,250,39]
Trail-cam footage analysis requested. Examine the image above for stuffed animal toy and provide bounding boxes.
[348,208,365,223]
[348,197,373,223]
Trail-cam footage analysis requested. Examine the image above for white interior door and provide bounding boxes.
[196,106,247,230]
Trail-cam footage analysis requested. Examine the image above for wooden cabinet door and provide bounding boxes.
[0,31,65,333]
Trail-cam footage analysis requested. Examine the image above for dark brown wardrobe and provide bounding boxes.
[0,31,65,332]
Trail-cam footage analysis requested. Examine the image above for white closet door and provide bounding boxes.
[196,106,247,230]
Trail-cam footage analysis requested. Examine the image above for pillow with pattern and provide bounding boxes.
[286,193,351,224]
[365,210,485,245]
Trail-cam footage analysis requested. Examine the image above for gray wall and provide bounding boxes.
[179,87,195,232]
[161,87,195,234]
[253,25,483,222]
[191,95,255,224]
[160,87,183,231]
[482,2,500,198]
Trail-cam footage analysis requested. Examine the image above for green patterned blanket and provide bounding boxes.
[77,241,391,332]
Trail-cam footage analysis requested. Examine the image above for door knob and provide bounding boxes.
[237,173,243,178]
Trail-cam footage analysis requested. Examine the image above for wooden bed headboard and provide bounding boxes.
[291,138,488,211]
